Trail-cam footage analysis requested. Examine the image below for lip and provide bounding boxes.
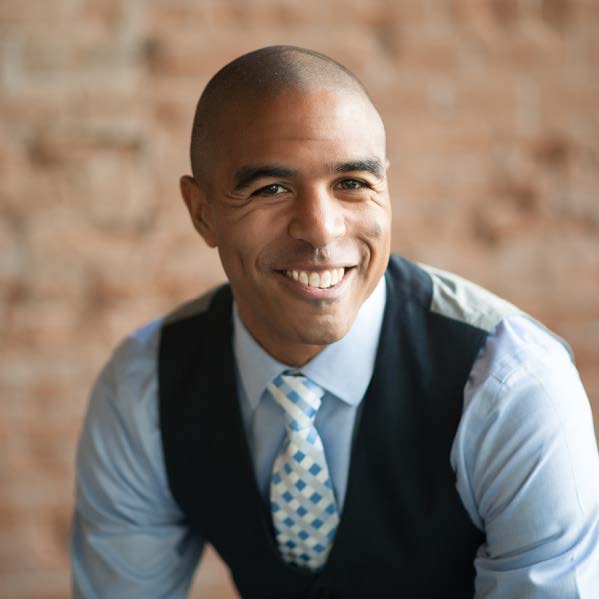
[275,266,354,300]
[274,261,355,271]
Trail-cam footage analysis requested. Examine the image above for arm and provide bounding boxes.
[452,316,599,598]
[72,325,203,598]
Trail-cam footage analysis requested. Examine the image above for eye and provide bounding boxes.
[336,178,369,191]
[252,183,289,196]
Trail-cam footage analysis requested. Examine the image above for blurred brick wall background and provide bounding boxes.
[1,0,598,597]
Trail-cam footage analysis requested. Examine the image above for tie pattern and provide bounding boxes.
[268,372,340,571]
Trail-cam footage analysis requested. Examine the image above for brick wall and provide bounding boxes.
[1,1,598,597]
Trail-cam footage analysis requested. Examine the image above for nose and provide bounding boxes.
[287,186,346,249]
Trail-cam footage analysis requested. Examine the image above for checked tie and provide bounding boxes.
[268,372,340,571]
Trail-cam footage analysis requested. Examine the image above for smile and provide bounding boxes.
[284,268,345,289]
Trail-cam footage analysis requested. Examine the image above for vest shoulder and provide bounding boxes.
[389,257,573,360]
[416,262,521,333]
[163,284,227,327]
[107,284,224,364]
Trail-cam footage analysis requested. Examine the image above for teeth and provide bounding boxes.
[285,268,345,289]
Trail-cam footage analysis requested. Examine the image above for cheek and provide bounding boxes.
[216,210,281,266]
[350,209,388,245]
[373,220,383,238]
[354,210,391,274]
[367,199,392,245]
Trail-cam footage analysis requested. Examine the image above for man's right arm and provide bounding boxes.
[72,324,203,598]
[452,316,599,598]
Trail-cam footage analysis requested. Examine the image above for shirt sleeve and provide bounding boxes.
[71,322,203,598]
[451,315,599,598]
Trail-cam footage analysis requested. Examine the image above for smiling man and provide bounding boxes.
[72,47,599,598]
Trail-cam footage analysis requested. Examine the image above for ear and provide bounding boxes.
[180,175,218,248]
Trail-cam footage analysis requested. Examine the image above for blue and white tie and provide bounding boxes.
[268,372,340,571]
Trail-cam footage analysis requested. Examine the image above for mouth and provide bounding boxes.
[283,267,346,289]
[273,266,356,300]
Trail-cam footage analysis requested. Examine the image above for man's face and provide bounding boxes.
[183,87,391,366]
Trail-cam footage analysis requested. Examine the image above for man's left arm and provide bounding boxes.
[452,316,599,598]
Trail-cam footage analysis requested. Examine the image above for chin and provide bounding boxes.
[291,317,352,347]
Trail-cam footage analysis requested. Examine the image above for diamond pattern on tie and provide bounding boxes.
[268,373,340,571]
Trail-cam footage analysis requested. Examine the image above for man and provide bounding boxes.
[72,46,599,598]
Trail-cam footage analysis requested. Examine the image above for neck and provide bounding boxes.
[265,344,324,368]
[250,334,325,368]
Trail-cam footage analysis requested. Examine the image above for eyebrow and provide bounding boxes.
[232,157,385,192]
[331,158,385,179]
[233,165,298,192]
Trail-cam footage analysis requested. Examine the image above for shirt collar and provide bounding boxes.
[233,275,387,412]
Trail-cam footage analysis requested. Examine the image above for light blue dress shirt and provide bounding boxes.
[72,277,599,598]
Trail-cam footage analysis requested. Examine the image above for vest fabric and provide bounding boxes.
[159,255,489,598]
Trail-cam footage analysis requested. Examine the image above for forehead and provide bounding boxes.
[213,88,386,175]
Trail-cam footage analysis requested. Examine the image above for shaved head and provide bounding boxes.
[189,45,382,183]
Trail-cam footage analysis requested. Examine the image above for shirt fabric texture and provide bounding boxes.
[72,273,599,598]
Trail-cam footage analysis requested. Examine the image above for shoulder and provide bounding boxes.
[387,255,565,342]
[466,313,577,393]
[77,286,229,507]
[111,284,225,374]
[459,313,583,451]
[418,262,573,354]
[163,284,223,326]
[418,262,521,333]
[464,314,578,418]
[89,284,227,427]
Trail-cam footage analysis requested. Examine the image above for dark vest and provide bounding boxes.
[159,256,487,598]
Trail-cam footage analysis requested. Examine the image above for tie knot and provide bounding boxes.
[267,372,325,431]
